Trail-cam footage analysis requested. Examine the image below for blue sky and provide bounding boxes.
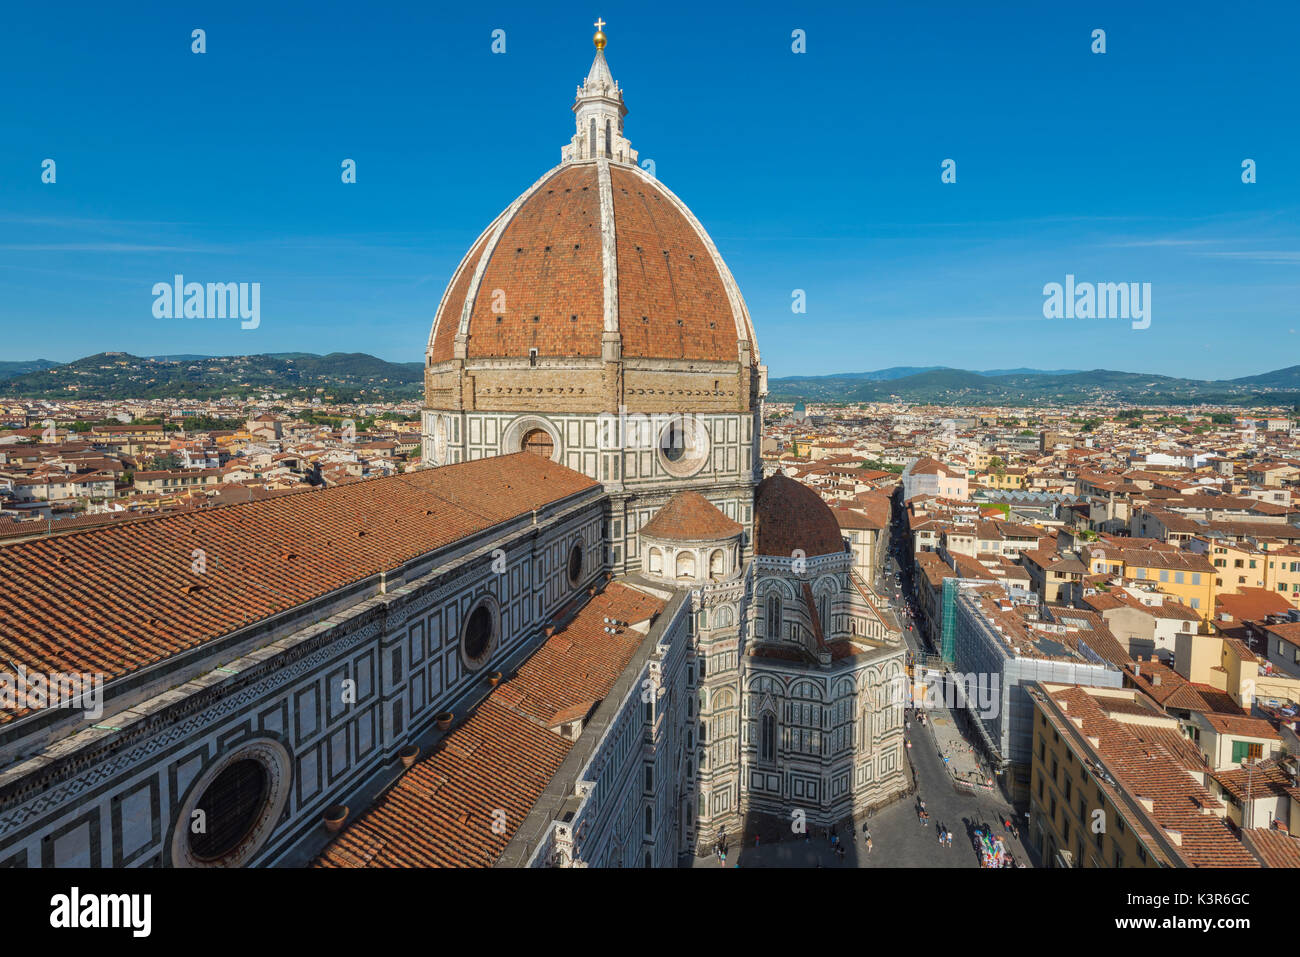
[1,0,1297,379]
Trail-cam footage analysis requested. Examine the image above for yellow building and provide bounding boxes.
[1084,546,1216,622]
[1203,539,1268,593]
[1264,545,1300,609]
[979,467,1029,491]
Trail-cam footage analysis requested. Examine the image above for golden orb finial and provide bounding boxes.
[593,17,607,50]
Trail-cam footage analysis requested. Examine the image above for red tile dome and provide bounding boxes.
[641,491,743,542]
[754,474,846,558]
[427,162,756,365]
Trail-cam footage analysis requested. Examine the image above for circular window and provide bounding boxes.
[522,428,555,459]
[171,738,292,868]
[657,415,710,477]
[190,758,269,861]
[460,598,499,671]
[662,420,686,463]
[567,541,584,586]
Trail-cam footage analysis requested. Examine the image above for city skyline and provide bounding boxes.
[3,4,1300,898]
[2,1,1297,378]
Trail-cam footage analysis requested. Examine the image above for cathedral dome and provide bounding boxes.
[423,30,762,419]
[426,162,755,366]
[754,474,846,558]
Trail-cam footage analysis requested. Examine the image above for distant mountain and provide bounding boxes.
[0,359,60,381]
[1229,366,1300,388]
[0,352,423,401]
[848,366,946,381]
[770,366,1082,397]
[768,365,1300,407]
[4,352,1298,408]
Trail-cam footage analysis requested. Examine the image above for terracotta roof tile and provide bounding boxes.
[314,582,663,868]
[754,474,844,558]
[0,454,598,724]
[640,491,741,542]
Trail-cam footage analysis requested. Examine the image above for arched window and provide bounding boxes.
[818,593,830,634]
[589,118,596,158]
[675,550,695,579]
[760,712,775,762]
[644,806,653,837]
[605,119,612,157]
[648,547,663,575]
[766,593,781,640]
[709,549,725,580]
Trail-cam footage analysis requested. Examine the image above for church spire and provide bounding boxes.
[562,20,638,166]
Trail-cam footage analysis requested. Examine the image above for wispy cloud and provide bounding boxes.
[1200,250,1300,265]
[1105,238,1222,248]
[0,243,209,252]
[0,213,196,228]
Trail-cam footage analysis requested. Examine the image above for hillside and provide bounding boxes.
[769,366,1300,407]
[0,352,424,401]
[4,352,1299,408]
[0,359,60,381]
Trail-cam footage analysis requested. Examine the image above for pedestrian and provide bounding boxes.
[866,836,873,854]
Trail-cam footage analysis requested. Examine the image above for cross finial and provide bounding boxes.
[594,17,606,31]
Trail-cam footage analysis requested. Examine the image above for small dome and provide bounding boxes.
[754,474,844,558]
[641,491,742,542]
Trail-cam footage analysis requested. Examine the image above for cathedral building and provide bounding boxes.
[0,26,904,869]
